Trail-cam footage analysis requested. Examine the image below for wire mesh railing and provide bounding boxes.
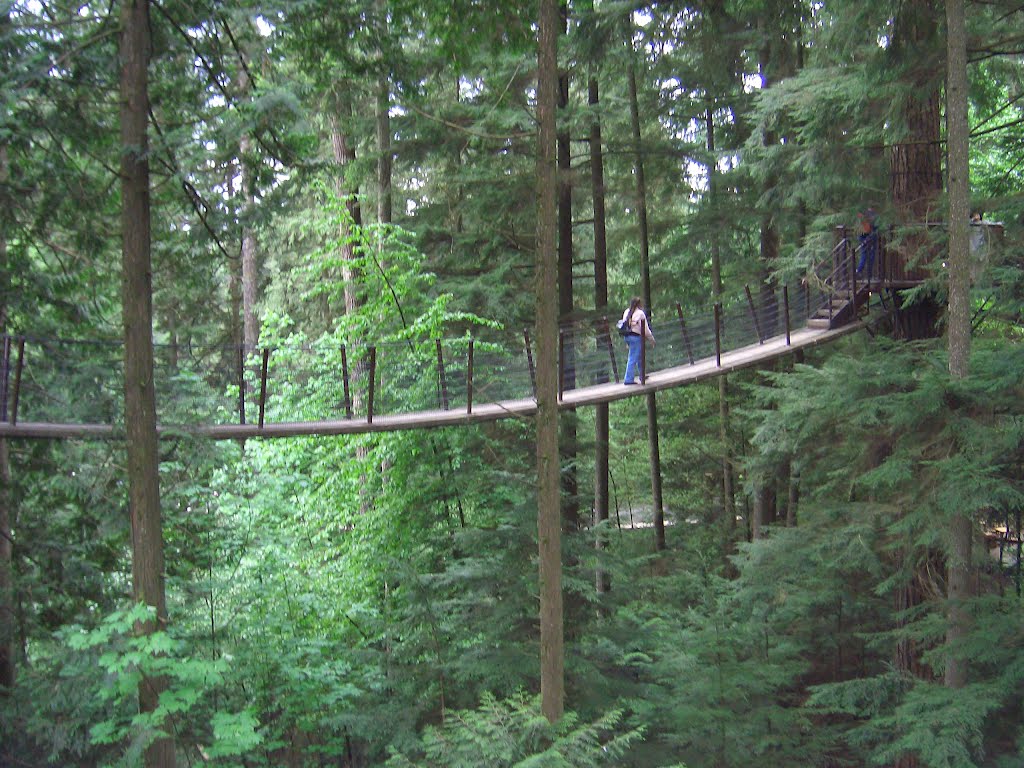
[0,278,834,432]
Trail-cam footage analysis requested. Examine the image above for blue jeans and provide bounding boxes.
[623,334,643,383]
[857,233,877,277]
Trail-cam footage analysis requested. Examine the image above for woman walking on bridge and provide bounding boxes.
[620,297,655,384]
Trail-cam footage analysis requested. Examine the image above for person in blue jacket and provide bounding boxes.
[856,207,879,279]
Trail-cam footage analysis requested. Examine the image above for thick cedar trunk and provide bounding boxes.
[626,38,666,551]
[889,0,943,345]
[590,77,611,594]
[890,104,943,223]
[557,6,579,532]
[944,0,971,691]
[888,10,943,767]
[119,1,175,765]
[536,0,564,724]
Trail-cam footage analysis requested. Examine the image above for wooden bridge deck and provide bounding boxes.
[0,322,862,441]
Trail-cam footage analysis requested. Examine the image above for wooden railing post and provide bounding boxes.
[558,330,565,400]
[436,338,449,410]
[835,225,847,277]
[783,286,791,345]
[0,334,10,422]
[524,329,536,398]
[604,317,618,383]
[341,345,352,419]
[713,303,722,367]
[744,285,764,344]
[849,245,857,304]
[640,319,647,384]
[11,337,24,426]
[258,347,270,429]
[675,302,695,365]
[466,339,474,415]
[237,344,246,425]
[366,346,376,424]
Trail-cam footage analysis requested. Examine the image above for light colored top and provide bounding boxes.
[622,306,655,342]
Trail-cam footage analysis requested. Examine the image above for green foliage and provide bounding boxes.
[61,603,261,765]
[4,1,1024,767]
[384,691,663,768]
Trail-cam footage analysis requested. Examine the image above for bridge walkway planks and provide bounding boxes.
[0,322,862,441]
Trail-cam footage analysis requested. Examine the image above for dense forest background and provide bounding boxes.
[1,0,1023,766]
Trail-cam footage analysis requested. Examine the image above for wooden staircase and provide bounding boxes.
[807,282,872,329]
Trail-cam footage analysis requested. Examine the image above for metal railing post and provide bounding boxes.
[436,338,449,410]
[714,303,722,367]
[258,347,270,429]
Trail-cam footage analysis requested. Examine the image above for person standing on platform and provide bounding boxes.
[620,297,655,385]
[856,207,879,280]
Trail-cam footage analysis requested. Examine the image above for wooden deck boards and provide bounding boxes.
[0,322,862,440]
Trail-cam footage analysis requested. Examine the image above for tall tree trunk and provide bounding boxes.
[0,16,9,684]
[119,2,174,765]
[0,138,13,691]
[238,54,259,352]
[707,108,736,545]
[626,37,666,551]
[376,79,392,226]
[889,0,943,345]
[944,0,971,691]
[329,105,360,320]
[375,0,392,227]
[786,461,799,527]
[0,434,10,690]
[537,0,564,724]
[590,76,611,594]
[889,10,944,767]
[240,134,259,351]
[557,5,579,533]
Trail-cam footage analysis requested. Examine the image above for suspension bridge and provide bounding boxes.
[0,237,901,442]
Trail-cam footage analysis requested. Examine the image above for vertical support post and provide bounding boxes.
[783,285,791,345]
[558,330,565,400]
[524,329,537,398]
[341,345,352,419]
[675,302,695,365]
[835,225,847,278]
[0,334,10,422]
[258,347,270,429]
[366,346,376,424]
[849,247,857,305]
[466,339,474,415]
[436,338,449,410]
[744,285,764,344]
[604,317,618,383]
[640,319,647,385]
[237,343,246,425]
[713,303,722,367]
[11,337,24,426]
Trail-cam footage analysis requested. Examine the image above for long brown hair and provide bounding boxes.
[626,296,642,320]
